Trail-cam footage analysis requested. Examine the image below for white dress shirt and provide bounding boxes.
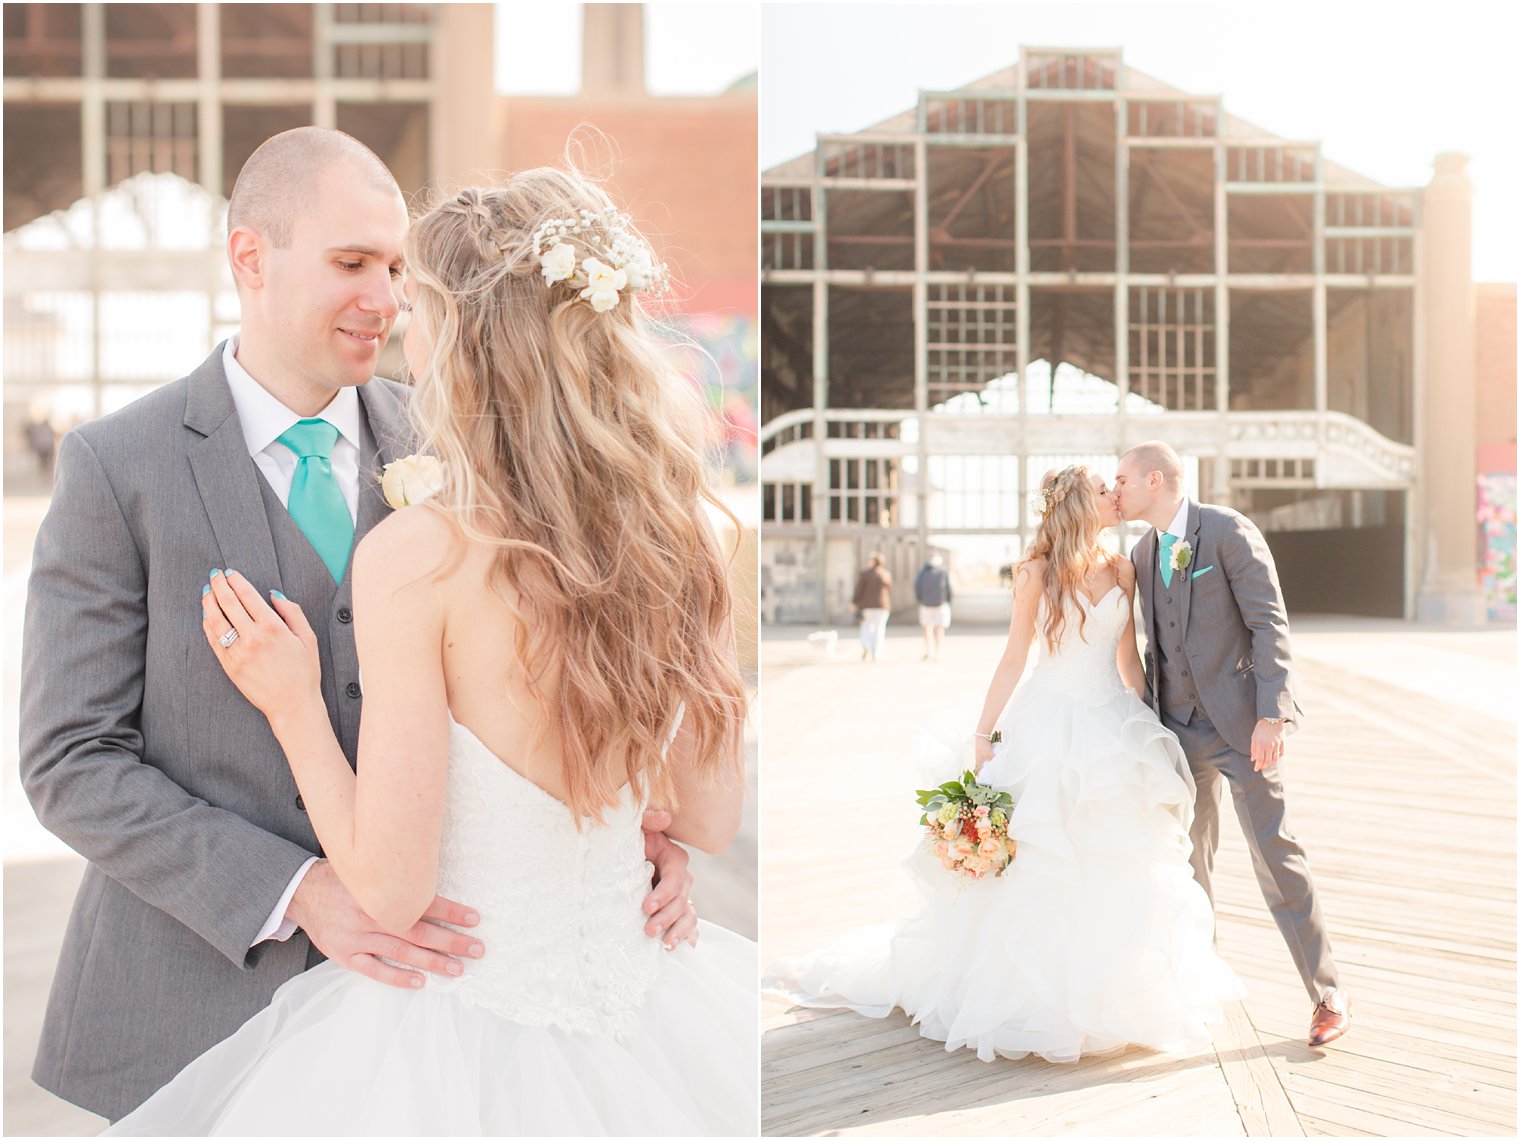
[223,336,361,947]
[1163,498,1191,545]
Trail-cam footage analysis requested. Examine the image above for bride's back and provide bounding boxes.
[428,513,629,804]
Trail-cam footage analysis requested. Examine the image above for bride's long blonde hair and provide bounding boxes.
[404,168,746,821]
[1020,465,1108,653]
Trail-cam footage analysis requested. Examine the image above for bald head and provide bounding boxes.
[1121,440,1184,491]
[228,127,399,248]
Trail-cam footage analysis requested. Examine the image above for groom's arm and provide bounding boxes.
[1216,511,1296,722]
[20,430,316,969]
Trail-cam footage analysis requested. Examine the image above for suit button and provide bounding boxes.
[345,681,361,699]
[1188,693,1198,702]
[337,607,352,623]
[295,795,306,812]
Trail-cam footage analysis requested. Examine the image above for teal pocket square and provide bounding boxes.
[1192,565,1215,580]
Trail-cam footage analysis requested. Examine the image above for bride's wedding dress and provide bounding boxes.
[765,586,1243,1063]
[108,717,757,1136]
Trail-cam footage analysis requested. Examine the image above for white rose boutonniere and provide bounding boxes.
[1170,539,1193,574]
[381,454,445,510]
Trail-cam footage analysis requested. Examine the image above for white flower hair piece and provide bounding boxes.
[530,206,671,312]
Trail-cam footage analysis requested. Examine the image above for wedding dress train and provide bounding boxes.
[765,586,1243,1063]
[108,717,756,1136]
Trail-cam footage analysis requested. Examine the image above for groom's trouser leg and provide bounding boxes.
[1187,763,1223,917]
[1218,740,1342,1004]
[1170,713,1340,1003]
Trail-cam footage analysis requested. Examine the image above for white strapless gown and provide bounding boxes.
[764,586,1244,1063]
[108,719,757,1136]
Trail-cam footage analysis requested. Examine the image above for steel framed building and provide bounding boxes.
[760,47,1483,623]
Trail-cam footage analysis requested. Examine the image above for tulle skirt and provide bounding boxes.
[765,681,1244,1064]
[108,922,757,1136]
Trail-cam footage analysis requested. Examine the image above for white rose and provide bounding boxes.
[580,257,627,292]
[540,242,576,285]
[381,454,444,510]
[582,286,622,312]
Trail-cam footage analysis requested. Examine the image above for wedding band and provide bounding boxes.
[218,629,239,648]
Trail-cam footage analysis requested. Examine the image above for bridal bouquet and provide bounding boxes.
[915,771,1017,880]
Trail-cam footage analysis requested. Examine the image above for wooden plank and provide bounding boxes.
[1213,1000,1305,1136]
[759,624,1517,1136]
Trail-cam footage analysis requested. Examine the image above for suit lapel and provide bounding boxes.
[354,380,412,542]
[1176,499,1203,639]
[184,350,282,592]
[1134,528,1158,647]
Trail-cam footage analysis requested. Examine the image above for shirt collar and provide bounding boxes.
[1164,498,1191,540]
[222,335,361,458]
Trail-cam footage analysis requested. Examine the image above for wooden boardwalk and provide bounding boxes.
[760,613,1516,1136]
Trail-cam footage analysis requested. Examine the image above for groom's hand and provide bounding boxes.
[641,809,698,950]
[288,860,484,988]
[1251,718,1286,772]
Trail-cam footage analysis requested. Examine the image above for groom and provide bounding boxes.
[1113,440,1351,1047]
[20,127,697,1122]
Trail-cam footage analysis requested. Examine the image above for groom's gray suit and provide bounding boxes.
[20,345,411,1120]
[1132,499,1340,1004]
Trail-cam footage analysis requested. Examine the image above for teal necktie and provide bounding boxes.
[1159,532,1177,589]
[276,418,354,584]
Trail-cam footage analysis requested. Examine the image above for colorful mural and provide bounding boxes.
[673,312,759,485]
[1478,473,1516,620]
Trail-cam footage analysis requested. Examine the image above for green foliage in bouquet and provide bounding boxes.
[915,770,1015,826]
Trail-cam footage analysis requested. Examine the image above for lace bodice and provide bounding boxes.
[1027,585,1130,705]
[423,719,662,1038]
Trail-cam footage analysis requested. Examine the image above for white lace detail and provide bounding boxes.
[1027,585,1129,706]
[424,720,662,1039]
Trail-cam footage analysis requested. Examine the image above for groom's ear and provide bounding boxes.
[227,226,266,292]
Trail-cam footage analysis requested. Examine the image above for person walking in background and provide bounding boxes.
[852,552,892,662]
[914,553,953,662]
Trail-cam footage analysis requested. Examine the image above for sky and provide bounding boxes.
[495,3,759,97]
[761,1,1519,282]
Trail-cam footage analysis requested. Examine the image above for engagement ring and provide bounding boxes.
[218,629,239,648]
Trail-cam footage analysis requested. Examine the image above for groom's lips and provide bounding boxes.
[338,327,384,348]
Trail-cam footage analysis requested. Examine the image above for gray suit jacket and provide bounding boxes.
[19,346,412,1120]
[1131,500,1302,757]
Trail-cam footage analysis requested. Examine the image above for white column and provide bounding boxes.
[1415,153,1485,622]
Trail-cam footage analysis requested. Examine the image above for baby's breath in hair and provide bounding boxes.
[530,206,670,312]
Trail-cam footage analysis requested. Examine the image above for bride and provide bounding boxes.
[109,170,756,1135]
[765,465,1243,1064]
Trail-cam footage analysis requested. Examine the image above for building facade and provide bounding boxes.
[760,47,1498,623]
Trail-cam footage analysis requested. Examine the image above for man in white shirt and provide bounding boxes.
[20,127,698,1122]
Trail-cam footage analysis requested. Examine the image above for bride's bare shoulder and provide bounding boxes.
[1014,558,1048,591]
[353,504,468,591]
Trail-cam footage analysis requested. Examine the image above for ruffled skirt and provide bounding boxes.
[765,682,1244,1063]
[108,922,757,1136]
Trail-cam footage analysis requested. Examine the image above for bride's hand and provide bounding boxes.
[974,735,994,772]
[203,570,322,722]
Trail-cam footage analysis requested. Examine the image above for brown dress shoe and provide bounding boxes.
[1309,989,1351,1046]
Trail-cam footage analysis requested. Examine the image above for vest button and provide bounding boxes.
[1182,669,1190,677]
[1173,645,1182,652]
[345,681,361,699]
[295,794,306,812]
[337,607,352,623]
[1169,620,1176,627]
